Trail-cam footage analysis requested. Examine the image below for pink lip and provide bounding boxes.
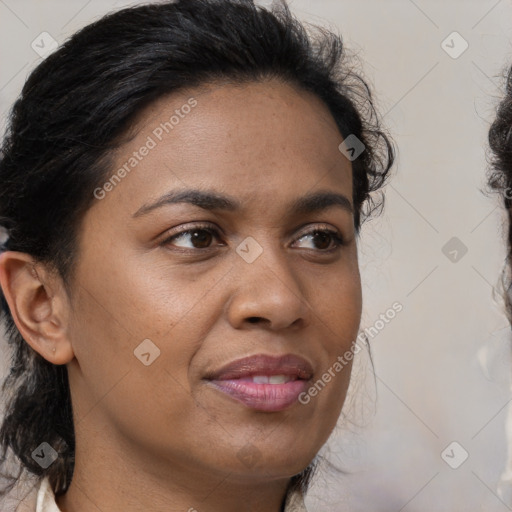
[204,354,313,412]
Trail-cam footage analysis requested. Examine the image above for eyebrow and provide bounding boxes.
[132,188,354,218]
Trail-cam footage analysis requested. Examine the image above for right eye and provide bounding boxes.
[160,223,224,251]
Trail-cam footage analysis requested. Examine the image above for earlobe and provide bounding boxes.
[0,251,75,365]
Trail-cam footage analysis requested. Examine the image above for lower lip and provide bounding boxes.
[206,379,309,412]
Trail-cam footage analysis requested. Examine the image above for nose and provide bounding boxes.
[225,244,312,331]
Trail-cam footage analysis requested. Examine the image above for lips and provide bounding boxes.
[206,353,314,381]
[204,354,313,412]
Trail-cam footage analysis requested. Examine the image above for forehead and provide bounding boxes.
[93,79,353,218]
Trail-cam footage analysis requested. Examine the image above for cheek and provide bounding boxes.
[320,263,362,342]
[68,251,231,406]
[73,247,216,341]
[310,263,362,413]
[67,267,211,449]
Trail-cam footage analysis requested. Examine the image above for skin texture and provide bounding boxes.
[0,78,362,512]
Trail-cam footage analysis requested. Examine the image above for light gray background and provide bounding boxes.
[1,0,512,511]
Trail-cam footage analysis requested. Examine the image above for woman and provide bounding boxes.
[0,0,394,510]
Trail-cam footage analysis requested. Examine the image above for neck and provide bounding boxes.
[55,419,294,512]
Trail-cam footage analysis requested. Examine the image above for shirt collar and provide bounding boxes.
[36,477,60,512]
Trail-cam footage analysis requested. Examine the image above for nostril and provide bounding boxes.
[247,317,260,323]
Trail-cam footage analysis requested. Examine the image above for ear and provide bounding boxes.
[0,251,75,365]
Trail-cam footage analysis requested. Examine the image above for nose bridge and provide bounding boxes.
[226,233,311,329]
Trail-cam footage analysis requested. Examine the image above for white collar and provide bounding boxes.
[35,477,61,512]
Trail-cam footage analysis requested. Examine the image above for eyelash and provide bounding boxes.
[160,222,346,253]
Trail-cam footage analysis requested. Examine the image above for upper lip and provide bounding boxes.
[205,354,314,381]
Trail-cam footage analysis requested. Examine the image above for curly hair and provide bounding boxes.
[0,0,395,504]
[488,65,512,322]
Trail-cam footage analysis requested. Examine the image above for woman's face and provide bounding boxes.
[65,79,362,485]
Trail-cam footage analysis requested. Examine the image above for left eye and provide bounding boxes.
[161,224,345,252]
[294,229,345,251]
